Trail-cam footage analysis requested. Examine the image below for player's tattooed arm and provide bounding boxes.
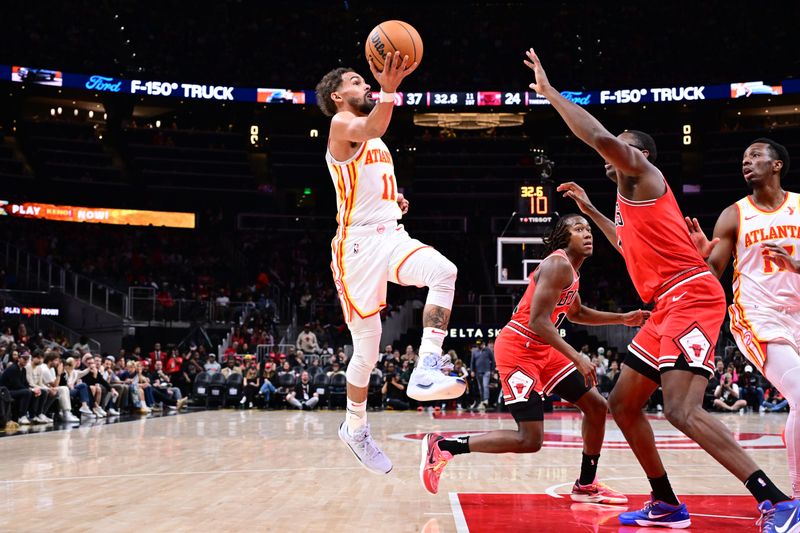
[422,305,450,330]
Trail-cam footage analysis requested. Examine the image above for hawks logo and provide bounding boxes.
[503,368,535,405]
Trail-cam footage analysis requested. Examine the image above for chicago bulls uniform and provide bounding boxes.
[616,180,727,382]
[729,192,800,373]
[495,250,582,420]
[327,138,430,322]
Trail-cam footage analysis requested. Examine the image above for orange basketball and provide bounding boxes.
[365,20,423,71]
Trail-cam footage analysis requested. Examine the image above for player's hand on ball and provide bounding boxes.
[622,309,650,327]
[396,193,409,215]
[369,51,418,94]
[762,242,799,273]
[523,48,552,95]
[557,182,595,214]
[684,217,719,259]
[575,357,597,388]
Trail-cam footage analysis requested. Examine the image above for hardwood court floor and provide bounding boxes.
[0,408,790,532]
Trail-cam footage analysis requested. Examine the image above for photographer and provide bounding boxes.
[381,363,409,411]
[738,365,765,412]
[713,372,747,412]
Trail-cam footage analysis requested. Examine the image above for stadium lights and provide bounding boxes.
[73,109,79,117]
[50,108,55,117]
[155,120,161,128]
[57,107,62,115]
[88,110,94,119]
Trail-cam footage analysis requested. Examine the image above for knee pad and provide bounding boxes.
[345,314,382,388]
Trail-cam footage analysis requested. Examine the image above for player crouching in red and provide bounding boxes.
[420,214,650,501]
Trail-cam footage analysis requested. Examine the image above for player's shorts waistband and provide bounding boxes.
[653,266,711,302]
[503,320,547,345]
[339,221,401,237]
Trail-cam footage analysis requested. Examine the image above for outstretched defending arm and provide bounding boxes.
[684,204,738,278]
[523,49,663,197]
[557,181,622,254]
[566,292,650,326]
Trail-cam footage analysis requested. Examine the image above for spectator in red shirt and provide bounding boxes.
[149,343,166,367]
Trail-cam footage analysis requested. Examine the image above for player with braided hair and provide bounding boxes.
[420,214,650,498]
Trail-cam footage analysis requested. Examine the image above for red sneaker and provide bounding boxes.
[570,478,628,504]
[420,433,453,495]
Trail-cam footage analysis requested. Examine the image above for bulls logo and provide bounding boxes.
[676,324,712,367]
[504,368,535,405]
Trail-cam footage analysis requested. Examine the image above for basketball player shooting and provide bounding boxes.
[315,52,466,475]
[420,214,648,504]
[524,48,800,531]
[684,139,800,509]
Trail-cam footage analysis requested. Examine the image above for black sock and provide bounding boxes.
[579,453,601,485]
[745,470,791,504]
[648,474,680,506]
[438,436,470,455]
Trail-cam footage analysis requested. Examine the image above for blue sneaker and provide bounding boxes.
[758,499,800,533]
[618,494,691,528]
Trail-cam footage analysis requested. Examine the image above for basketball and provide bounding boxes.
[365,20,423,71]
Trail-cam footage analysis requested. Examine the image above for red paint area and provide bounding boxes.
[454,493,759,532]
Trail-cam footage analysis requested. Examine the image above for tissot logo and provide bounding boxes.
[85,75,123,92]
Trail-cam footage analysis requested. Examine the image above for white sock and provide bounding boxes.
[419,327,447,358]
[345,398,367,434]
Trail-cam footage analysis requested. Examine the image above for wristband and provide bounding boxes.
[378,90,396,104]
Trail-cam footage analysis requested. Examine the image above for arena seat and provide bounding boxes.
[207,372,227,408]
[328,373,347,409]
[225,372,244,407]
[192,372,210,404]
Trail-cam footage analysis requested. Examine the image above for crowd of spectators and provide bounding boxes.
[0,307,789,433]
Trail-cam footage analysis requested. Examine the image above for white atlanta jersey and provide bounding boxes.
[729,191,800,370]
[325,137,401,227]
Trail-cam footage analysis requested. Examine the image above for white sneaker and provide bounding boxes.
[338,422,393,475]
[93,407,106,418]
[18,416,31,425]
[63,411,80,423]
[37,414,53,424]
[98,407,108,417]
[140,406,152,414]
[107,408,120,416]
[79,406,95,417]
[407,354,466,401]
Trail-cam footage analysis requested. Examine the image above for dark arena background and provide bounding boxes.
[0,2,798,532]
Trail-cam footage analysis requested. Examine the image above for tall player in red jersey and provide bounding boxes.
[524,49,799,531]
[419,214,649,502]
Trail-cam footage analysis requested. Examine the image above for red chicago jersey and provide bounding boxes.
[614,180,707,303]
[504,250,579,344]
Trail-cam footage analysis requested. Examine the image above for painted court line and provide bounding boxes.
[448,492,469,533]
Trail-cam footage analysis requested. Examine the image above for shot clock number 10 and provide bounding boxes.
[519,184,551,216]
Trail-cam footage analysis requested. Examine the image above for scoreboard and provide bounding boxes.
[517,183,554,232]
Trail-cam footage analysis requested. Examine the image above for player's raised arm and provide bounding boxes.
[557,182,621,254]
[528,257,596,387]
[684,204,738,278]
[566,292,650,326]
[524,49,660,188]
[329,52,417,144]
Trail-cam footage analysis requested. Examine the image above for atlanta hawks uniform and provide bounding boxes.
[729,192,800,373]
[495,250,583,420]
[617,180,727,382]
[327,138,430,322]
